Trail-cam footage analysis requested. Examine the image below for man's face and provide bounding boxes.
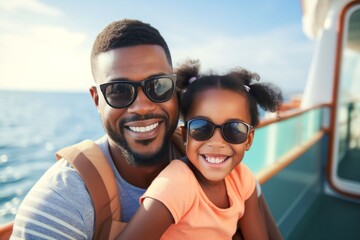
[91,45,179,166]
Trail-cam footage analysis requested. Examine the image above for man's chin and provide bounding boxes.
[128,133,165,150]
[133,138,156,146]
[131,140,158,156]
[134,137,170,166]
[130,149,168,167]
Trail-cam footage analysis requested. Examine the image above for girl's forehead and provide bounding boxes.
[195,88,244,102]
[188,88,251,122]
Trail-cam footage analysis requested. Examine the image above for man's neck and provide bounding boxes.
[109,144,169,189]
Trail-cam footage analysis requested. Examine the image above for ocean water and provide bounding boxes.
[0,90,104,225]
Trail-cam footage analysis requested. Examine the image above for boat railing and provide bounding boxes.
[245,103,332,237]
[243,103,331,183]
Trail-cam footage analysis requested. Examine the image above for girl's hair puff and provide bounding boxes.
[175,59,284,126]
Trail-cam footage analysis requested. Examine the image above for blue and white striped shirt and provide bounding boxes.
[11,136,146,239]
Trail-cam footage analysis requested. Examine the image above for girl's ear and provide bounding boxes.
[245,129,255,151]
[180,126,187,142]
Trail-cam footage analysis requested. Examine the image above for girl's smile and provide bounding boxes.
[200,154,230,164]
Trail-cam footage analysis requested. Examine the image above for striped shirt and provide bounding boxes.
[10,136,146,239]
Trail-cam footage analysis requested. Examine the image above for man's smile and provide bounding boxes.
[128,122,159,133]
[124,119,164,141]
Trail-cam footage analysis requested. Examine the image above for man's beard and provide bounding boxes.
[106,113,177,167]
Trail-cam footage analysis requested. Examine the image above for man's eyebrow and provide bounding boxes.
[108,77,129,82]
[109,72,170,82]
[147,72,170,78]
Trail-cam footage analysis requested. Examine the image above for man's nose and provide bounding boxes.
[127,87,156,115]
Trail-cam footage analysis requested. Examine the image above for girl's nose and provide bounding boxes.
[207,129,226,148]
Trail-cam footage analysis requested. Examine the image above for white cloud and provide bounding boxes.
[0,24,92,92]
[0,0,61,17]
[171,25,314,93]
[0,0,93,92]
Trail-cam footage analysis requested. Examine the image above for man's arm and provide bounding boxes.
[233,182,282,240]
[258,193,283,240]
[238,189,268,240]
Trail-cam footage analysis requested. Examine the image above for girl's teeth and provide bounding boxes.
[205,156,227,164]
[129,122,159,133]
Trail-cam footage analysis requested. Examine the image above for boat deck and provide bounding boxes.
[260,131,360,240]
[338,148,360,182]
[288,193,360,240]
[288,147,360,240]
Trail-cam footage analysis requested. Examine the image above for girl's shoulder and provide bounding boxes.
[228,163,256,200]
[168,158,192,173]
[161,159,200,189]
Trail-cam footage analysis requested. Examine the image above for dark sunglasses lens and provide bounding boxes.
[188,119,213,141]
[223,122,249,144]
[105,83,135,108]
[146,77,174,102]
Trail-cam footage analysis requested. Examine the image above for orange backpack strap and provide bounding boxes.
[56,140,126,239]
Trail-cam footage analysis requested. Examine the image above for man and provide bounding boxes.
[11,19,281,239]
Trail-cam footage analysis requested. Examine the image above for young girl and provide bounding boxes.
[116,60,283,240]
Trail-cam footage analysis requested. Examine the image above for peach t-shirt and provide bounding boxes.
[140,159,256,240]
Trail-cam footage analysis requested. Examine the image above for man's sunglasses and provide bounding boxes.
[185,118,253,144]
[97,74,177,108]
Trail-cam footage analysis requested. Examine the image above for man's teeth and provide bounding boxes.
[129,122,159,133]
[204,156,227,164]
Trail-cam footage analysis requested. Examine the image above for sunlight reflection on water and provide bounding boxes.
[0,90,104,224]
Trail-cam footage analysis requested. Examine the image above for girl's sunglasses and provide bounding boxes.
[185,118,253,144]
[97,74,176,108]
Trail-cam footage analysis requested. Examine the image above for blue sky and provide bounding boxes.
[0,0,315,94]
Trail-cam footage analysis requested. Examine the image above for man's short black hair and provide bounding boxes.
[91,19,172,78]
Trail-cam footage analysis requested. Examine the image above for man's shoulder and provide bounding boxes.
[34,158,88,196]
[11,158,94,239]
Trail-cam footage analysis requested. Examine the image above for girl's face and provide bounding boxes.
[185,88,254,183]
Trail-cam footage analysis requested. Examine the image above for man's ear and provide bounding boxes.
[245,129,255,151]
[180,126,187,143]
[89,86,100,112]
